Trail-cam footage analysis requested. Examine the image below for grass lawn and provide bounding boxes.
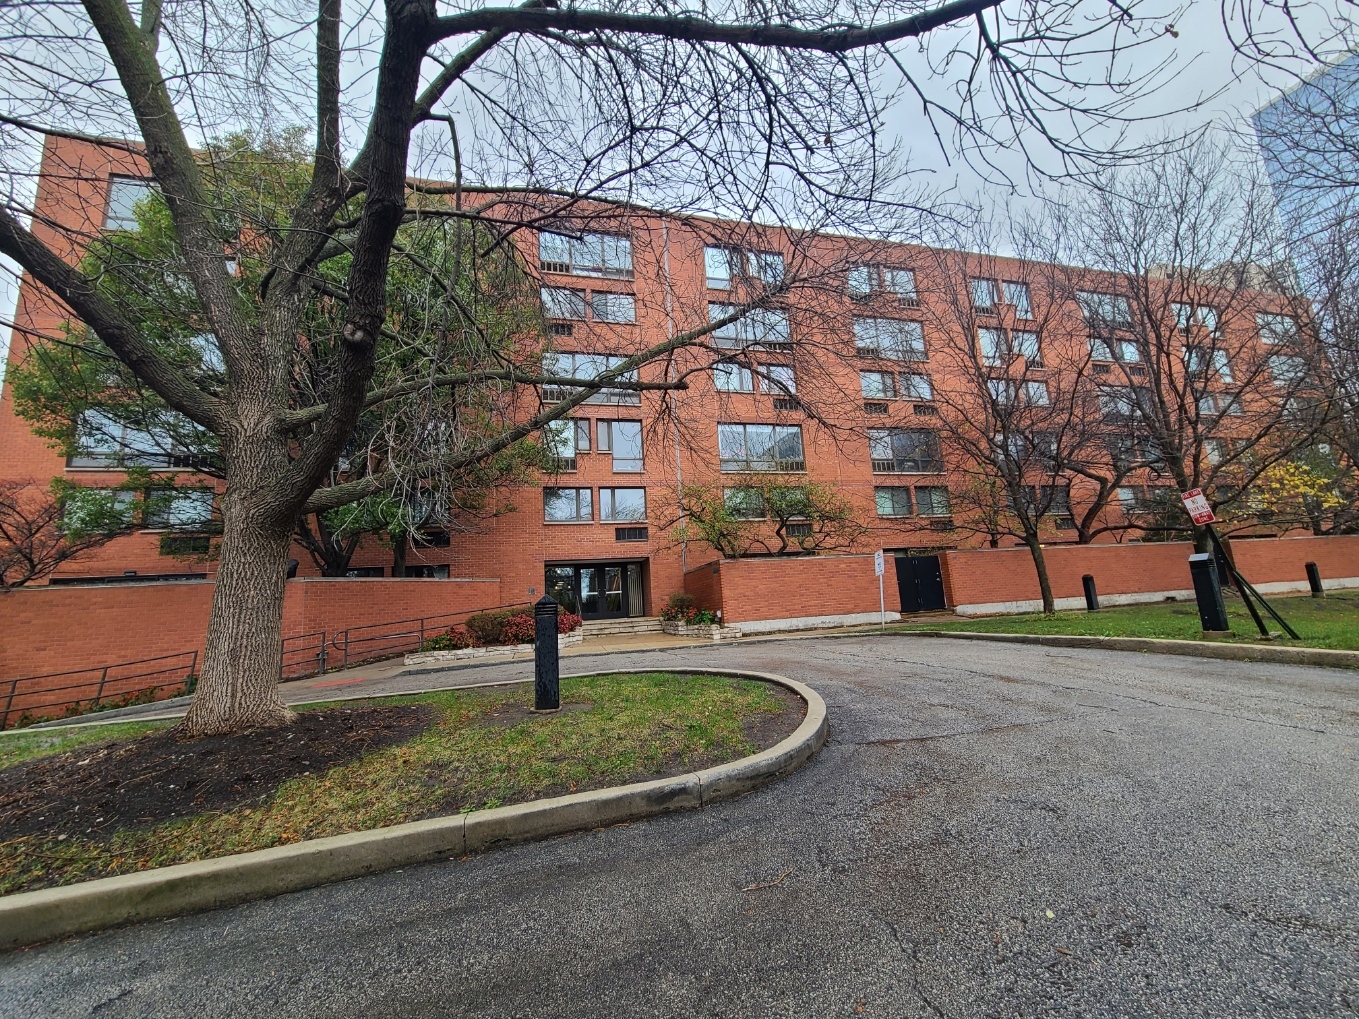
[0,673,799,896]
[892,589,1359,651]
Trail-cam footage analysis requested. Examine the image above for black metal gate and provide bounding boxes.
[894,555,947,613]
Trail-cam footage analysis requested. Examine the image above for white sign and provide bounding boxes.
[874,550,886,576]
[1180,488,1216,526]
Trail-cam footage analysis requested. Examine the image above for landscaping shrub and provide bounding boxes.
[660,595,717,626]
[465,605,532,645]
[499,613,537,645]
[558,611,583,634]
[421,627,479,652]
[666,592,695,613]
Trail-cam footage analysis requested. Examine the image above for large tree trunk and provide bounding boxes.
[178,452,295,736]
[391,533,407,577]
[1024,533,1056,614]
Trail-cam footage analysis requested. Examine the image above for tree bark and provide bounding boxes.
[1024,532,1056,614]
[391,534,407,578]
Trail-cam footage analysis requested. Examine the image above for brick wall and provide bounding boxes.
[0,577,503,690]
[693,554,903,632]
[941,534,1359,614]
[681,558,724,613]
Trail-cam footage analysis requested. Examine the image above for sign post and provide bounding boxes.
[1180,488,1217,526]
[874,550,886,631]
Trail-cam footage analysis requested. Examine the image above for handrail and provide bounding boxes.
[329,601,534,670]
[1,650,199,730]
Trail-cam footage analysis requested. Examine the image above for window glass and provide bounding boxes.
[853,318,926,360]
[900,373,933,400]
[590,292,636,323]
[710,304,792,347]
[146,488,214,529]
[538,231,633,277]
[1024,381,1050,406]
[61,488,136,534]
[1197,307,1219,333]
[541,286,587,320]
[704,247,732,289]
[747,251,784,285]
[600,487,646,521]
[1003,281,1033,318]
[717,423,804,471]
[970,278,997,310]
[874,487,912,517]
[605,420,644,471]
[105,177,157,230]
[1076,291,1132,328]
[1213,350,1234,382]
[543,419,577,460]
[1012,330,1041,365]
[978,327,1007,366]
[988,379,1018,405]
[1089,337,1115,362]
[1269,354,1307,386]
[1173,303,1194,330]
[868,429,943,472]
[885,268,917,302]
[542,353,639,405]
[914,486,951,516]
[1257,312,1298,345]
[847,265,873,298]
[544,488,592,521]
[860,371,895,399]
[760,364,796,395]
[714,364,754,392]
[68,409,197,469]
[723,487,766,519]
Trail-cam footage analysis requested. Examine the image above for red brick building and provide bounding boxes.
[0,135,1305,626]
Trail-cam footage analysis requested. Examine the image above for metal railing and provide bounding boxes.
[328,601,533,671]
[1,651,199,730]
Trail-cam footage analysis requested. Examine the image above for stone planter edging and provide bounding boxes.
[660,620,743,641]
[404,630,583,666]
[0,668,826,951]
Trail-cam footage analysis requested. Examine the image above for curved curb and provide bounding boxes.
[896,629,1359,670]
[0,669,827,951]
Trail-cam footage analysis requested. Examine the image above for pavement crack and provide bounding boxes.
[883,918,948,1018]
[855,717,1064,746]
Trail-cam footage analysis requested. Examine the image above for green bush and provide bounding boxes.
[465,605,534,646]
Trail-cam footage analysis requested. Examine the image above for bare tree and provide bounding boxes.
[0,478,140,588]
[0,0,1191,735]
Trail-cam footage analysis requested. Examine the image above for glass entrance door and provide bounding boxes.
[546,563,640,619]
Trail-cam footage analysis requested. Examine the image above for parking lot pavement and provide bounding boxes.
[4,636,1358,1018]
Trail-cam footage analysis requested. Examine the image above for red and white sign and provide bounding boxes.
[1180,488,1217,526]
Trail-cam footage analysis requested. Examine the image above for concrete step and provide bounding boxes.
[579,616,664,636]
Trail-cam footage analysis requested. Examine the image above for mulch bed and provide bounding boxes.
[743,683,806,751]
[0,705,434,843]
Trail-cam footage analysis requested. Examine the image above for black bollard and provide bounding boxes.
[1306,561,1325,598]
[1082,574,1100,612]
[534,596,560,711]
[1189,553,1231,632]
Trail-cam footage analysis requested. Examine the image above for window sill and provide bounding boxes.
[543,519,595,525]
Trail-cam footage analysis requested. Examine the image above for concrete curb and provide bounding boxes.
[895,630,1359,670]
[0,668,827,951]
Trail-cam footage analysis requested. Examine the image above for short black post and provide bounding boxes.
[534,596,560,711]
[1082,574,1100,612]
[1189,553,1231,633]
[1306,561,1325,598]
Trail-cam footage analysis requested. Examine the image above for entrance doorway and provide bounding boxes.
[894,554,947,613]
[545,562,646,619]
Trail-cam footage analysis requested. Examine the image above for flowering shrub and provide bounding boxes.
[499,613,537,645]
[421,627,479,651]
[660,605,718,625]
[557,611,583,634]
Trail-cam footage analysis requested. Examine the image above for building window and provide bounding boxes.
[1012,329,1041,366]
[724,487,767,519]
[1099,386,1144,422]
[704,247,784,289]
[988,379,1018,406]
[542,352,640,405]
[597,420,644,471]
[543,419,579,469]
[709,304,792,348]
[900,373,933,401]
[868,428,943,473]
[544,487,593,522]
[914,486,951,516]
[970,278,999,312]
[874,487,913,517]
[854,317,926,360]
[145,488,214,530]
[60,488,136,533]
[1024,381,1051,406]
[714,363,754,392]
[1269,354,1308,386]
[718,423,805,471]
[541,286,587,321]
[589,292,636,323]
[1256,312,1298,345]
[538,231,633,278]
[1003,281,1033,319]
[1076,291,1132,329]
[860,371,896,399]
[848,265,917,304]
[599,487,647,521]
[104,176,157,231]
[759,364,796,395]
[67,409,204,469]
[979,327,1008,367]
[1089,337,1141,363]
[1205,438,1228,465]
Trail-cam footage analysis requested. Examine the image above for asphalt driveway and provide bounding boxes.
[3,636,1358,1017]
